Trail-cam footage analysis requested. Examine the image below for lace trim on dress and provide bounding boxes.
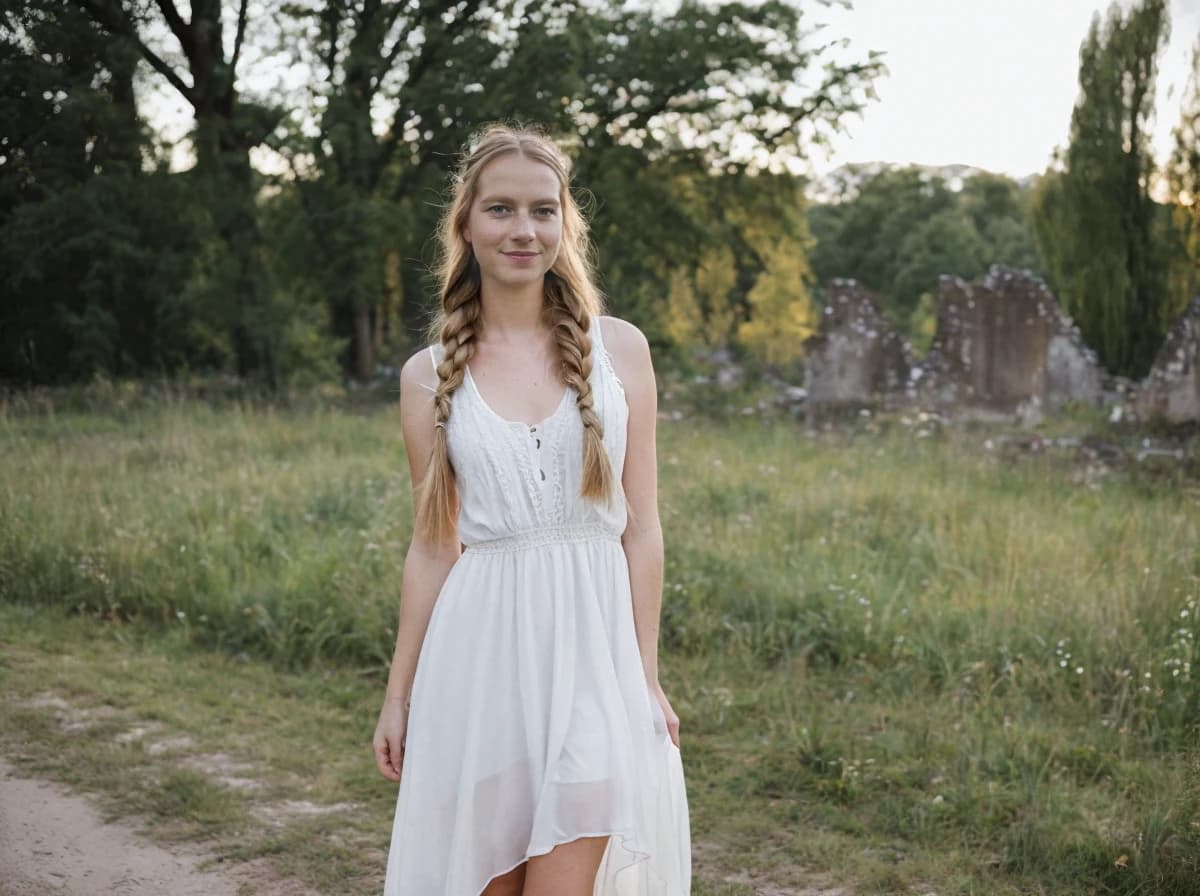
[543,405,570,524]
[590,317,625,394]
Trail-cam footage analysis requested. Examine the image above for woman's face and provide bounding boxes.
[464,153,563,293]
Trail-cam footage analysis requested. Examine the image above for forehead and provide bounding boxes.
[476,153,561,200]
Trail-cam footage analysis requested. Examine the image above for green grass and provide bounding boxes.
[2,385,1199,894]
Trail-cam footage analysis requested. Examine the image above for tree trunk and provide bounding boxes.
[354,305,374,380]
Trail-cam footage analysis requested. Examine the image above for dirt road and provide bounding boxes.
[0,757,296,896]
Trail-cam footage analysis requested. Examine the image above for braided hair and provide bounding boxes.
[414,124,614,544]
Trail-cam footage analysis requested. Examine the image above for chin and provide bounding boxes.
[491,270,552,289]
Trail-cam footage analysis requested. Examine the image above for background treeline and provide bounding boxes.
[1,0,1197,387]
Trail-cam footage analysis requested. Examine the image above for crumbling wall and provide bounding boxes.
[803,279,913,407]
[1136,296,1200,422]
[919,266,1102,416]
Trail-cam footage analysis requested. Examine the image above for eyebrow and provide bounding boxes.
[479,195,560,206]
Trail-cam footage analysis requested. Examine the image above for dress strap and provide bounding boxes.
[418,344,444,396]
[589,314,605,355]
[589,314,625,391]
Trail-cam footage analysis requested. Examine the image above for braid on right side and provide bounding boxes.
[543,281,614,503]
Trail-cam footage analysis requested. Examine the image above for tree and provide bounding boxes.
[63,0,282,179]
[1164,37,1200,323]
[278,0,885,377]
[807,165,1041,347]
[1032,0,1171,377]
[809,167,954,322]
[0,0,154,381]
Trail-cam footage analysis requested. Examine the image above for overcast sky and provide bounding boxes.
[804,0,1200,179]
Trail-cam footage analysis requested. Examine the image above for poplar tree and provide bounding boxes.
[1032,0,1170,377]
[1165,38,1200,322]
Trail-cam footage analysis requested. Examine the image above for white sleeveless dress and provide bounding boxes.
[382,315,691,895]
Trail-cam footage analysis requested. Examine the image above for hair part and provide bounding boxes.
[414,123,614,544]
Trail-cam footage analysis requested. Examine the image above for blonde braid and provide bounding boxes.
[545,282,614,502]
[415,122,618,540]
[414,292,480,544]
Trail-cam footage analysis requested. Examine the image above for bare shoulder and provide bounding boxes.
[598,314,649,356]
[398,344,439,425]
[400,343,438,390]
[597,315,654,385]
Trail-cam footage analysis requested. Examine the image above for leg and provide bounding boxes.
[522,836,609,896]
[481,862,526,896]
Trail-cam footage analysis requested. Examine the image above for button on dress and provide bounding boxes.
[382,315,691,895]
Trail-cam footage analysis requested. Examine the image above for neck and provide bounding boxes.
[478,279,547,342]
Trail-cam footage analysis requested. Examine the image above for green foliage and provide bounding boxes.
[1031,0,1172,378]
[3,0,886,385]
[655,168,818,367]
[278,0,885,369]
[808,167,1043,344]
[0,1,145,211]
[1,173,200,380]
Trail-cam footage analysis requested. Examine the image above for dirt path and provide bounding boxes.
[0,757,305,896]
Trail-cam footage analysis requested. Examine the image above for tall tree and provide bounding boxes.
[1164,37,1200,322]
[1032,0,1171,377]
[0,0,158,382]
[0,1,145,208]
[60,0,318,383]
[63,0,281,179]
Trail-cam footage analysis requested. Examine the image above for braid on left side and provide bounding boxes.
[543,277,614,503]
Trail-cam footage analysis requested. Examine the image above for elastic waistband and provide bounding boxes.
[462,522,622,555]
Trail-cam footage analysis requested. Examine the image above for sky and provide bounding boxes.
[803,0,1200,180]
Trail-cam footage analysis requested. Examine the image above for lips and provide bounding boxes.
[504,251,539,258]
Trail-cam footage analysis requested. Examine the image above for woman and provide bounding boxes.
[373,123,690,896]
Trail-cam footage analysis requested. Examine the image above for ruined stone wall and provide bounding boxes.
[1135,296,1200,422]
[799,268,1197,423]
[803,279,912,407]
[919,266,1102,416]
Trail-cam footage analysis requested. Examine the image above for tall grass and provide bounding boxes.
[2,388,1198,894]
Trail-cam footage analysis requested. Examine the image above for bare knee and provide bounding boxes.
[481,862,526,896]
[523,836,610,896]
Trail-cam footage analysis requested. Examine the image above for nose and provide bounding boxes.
[511,212,535,242]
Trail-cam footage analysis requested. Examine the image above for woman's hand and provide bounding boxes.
[373,697,409,782]
[649,680,681,748]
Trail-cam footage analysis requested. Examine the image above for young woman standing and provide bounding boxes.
[373,124,690,896]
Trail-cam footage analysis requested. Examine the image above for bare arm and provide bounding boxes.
[603,316,679,746]
[374,347,461,780]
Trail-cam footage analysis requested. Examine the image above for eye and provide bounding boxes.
[534,206,558,218]
[486,204,510,214]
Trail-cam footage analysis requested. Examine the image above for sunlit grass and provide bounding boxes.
[2,387,1198,894]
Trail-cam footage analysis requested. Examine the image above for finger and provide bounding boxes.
[374,740,400,781]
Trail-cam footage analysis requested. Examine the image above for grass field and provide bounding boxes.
[2,380,1198,895]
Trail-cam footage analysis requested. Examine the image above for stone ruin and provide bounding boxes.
[917,266,1104,419]
[800,267,1200,424]
[802,279,912,410]
[1135,296,1200,422]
